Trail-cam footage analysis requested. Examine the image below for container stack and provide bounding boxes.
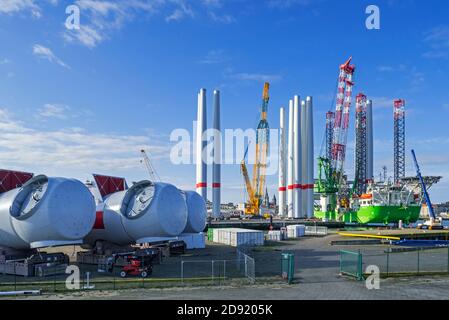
[211,228,264,247]
[287,225,306,239]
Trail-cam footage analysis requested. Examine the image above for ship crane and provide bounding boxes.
[411,149,443,230]
[316,57,356,220]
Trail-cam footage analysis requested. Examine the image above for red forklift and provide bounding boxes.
[106,252,154,278]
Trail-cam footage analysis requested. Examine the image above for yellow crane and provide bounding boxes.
[241,83,270,216]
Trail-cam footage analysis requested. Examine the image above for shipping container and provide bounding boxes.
[210,228,264,247]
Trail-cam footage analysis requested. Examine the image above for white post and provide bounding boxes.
[279,107,287,217]
[196,89,207,201]
[293,95,302,219]
[300,99,307,218]
[306,96,314,218]
[212,90,221,218]
[287,99,294,219]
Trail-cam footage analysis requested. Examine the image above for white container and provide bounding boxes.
[304,225,328,236]
[211,228,264,247]
[287,225,306,238]
[181,232,205,249]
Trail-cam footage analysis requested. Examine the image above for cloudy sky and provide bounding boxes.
[0,0,449,203]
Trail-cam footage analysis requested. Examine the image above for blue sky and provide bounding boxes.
[0,0,449,203]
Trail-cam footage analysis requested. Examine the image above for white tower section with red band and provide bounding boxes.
[287,99,294,218]
[278,107,287,217]
[212,90,221,218]
[300,99,307,218]
[305,96,314,218]
[293,95,302,219]
[196,88,208,201]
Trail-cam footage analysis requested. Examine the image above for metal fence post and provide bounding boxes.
[386,251,390,277]
[181,261,184,284]
[339,251,342,274]
[357,250,363,281]
[417,250,420,275]
[447,246,449,273]
[211,260,214,283]
[224,260,227,281]
[54,264,57,292]
[14,263,17,292]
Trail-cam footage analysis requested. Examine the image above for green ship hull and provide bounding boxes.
[315,205,421,224]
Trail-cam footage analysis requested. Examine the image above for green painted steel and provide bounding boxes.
[281,253,295,284]
[340,250,363,281]
[315,205,420,224]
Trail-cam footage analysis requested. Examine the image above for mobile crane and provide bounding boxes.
[240,83,271,218]
[411,149,443,230]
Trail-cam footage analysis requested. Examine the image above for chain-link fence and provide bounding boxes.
[340,247,449,280]
[0,248,259,294]
[362,247,449,277]
[236,248,255,283]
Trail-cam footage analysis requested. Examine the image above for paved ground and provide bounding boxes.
[18,275,449,300]
[2,234,449,300]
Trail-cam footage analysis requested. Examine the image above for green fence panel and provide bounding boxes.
[340,250,363,281]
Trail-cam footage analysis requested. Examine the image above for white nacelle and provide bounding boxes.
[0,175,96,249]
[181,190,207,234]
[85,181,188,245]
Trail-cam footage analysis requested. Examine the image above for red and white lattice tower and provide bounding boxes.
[354,93,368,196]
[331,57,356,184]
[394,99,406,183]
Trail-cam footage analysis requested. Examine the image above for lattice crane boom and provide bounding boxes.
[140,149,160,182]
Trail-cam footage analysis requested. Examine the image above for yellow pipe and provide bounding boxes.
[338,232,401,240]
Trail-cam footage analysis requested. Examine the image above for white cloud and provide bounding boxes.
[0,58,10,64]
[208,11,235,24]
[63,25,103,49]
[423,25,449,59]
[377,64,406,72]
[369,96,396,109]
[37,104,70,120]
[199,49,229,64]
[230,72,282,83]
[0,108,171,172]
[165,2,194,22]
[267,0,314,9]
[0,0,41,17]
[63,0,195,47]
[32,44,70,69]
